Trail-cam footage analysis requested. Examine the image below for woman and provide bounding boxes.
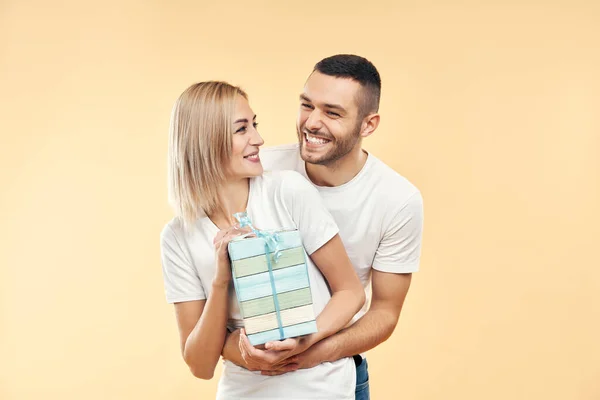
[160,81,365,399]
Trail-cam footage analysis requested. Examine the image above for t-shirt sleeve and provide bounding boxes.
[279,171,339,255]
[160,223,206,303]
[372,191,424,273]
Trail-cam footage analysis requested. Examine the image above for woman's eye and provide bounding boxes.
[236,126,247,133]
[253,122,259,128]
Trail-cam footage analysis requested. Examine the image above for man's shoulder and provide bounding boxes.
[367,154,421,206]
[260,143,303,172]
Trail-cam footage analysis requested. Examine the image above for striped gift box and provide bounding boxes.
[228,229,318,346]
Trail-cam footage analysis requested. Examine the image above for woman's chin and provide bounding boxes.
[242,166,264,178]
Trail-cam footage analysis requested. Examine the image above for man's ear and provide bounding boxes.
[360,113,380,138]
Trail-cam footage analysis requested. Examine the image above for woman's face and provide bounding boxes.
[226,96,264,180]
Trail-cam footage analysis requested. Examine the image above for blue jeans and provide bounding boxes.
[354,356,370,400]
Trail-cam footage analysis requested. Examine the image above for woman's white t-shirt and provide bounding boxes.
[160,170,356,400]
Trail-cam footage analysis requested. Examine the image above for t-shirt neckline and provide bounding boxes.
[302,151,374,193]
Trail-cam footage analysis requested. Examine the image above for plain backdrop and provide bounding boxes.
[1,1,599,399]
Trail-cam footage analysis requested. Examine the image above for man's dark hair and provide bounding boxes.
[313,54,381,117]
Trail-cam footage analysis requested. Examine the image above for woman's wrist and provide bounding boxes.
[302,332,321,349]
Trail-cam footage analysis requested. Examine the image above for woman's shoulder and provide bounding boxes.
[160,217,188,251]
[160,216,212,247]
[161,217,181,238]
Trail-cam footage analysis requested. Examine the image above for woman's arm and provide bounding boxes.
[303,233,365,343]
[263,233,365,353]
[171,224,252,379]
[174,282,229,379]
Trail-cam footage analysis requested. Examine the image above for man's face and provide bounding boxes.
[296,72,364,165]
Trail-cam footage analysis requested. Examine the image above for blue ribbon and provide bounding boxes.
[233,212,284,340]
[233,212,283,262]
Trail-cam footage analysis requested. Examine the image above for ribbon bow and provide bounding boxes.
[233,212,283,263]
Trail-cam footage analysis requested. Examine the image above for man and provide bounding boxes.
[222,54,424,399]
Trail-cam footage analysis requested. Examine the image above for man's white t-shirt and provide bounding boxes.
[160,170,355,400]
[260,144,424,323]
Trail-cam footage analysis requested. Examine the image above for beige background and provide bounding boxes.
[1,0,599,399]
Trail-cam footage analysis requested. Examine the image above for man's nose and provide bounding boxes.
[304,110,323,132]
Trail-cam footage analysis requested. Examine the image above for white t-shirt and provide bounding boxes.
[160,170,356,400]
[260,144,424,323]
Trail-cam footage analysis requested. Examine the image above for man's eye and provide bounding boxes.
[301,103,313,109]
[327,111,340,117]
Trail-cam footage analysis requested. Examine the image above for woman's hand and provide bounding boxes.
[237,328,310,372]
[212,224,253,286]
[264,333,314,355]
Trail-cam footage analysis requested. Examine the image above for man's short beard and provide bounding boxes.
[298,119,363,166]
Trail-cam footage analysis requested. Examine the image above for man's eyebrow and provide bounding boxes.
[324,103,345,112]
[300,94,345,112]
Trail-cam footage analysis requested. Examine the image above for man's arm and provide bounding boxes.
[259,270,411,375]
[308,271,410,360]
[264,191,423,373]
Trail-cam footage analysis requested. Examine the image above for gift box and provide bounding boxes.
[227,213,318,346]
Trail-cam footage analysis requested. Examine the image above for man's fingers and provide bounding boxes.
[273,356,298,368]
[260,363,300,376]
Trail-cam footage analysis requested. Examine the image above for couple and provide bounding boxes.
[160,54,424,400]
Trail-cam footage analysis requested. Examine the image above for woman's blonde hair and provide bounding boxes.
[168,81,248,225]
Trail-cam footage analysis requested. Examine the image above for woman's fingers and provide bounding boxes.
[265,338,297,351]
[239,328,292,369]
[214,225,254,245]
[239,328,262,363]
[213,225,236,244]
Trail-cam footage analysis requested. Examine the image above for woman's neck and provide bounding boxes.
[209,178,250,229]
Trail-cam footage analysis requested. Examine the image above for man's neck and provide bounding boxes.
[305,146,368,187]
[209,178,250,229]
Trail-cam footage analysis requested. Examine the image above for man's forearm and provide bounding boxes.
[317,307,399,362]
